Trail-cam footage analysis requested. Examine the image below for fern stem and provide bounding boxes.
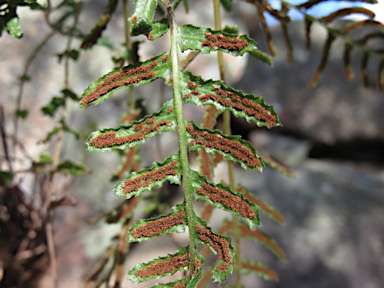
[213,0,242,287]
[167,4,197,280]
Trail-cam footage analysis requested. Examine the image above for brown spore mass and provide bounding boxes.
[134,251,188,278]
[196,224,232,273]
[197,181,256,219]
[145,117,156,124]
[132,210,185,239]
[131,16,137,23]
[89,120,173,148]
[187,81,198,89]
[122,160,178,195]
[202,33,249,51]
[162,54,169,62]
[81,61,158,106]
[186,124,261,168]
[168,106,174,113]
[198,87,277,127]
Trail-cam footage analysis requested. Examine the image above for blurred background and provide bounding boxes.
[1,0,384,287]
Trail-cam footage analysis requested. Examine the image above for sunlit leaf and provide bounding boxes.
[178,25,258,56]
[80,52,171,108]
[182,72,280,127]
[87,101,176,151]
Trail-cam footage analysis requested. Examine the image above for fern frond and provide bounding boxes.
[87,101,176,151]
[178,25,258,56]
[195,217,234,284]
[182,72,280,128]
[115,154,181,199]
[186,122,264,171]
[80,52,171,108]
[128,246,204,284]
[191,170,261,229]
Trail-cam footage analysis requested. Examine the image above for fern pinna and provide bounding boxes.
[80,0,286,286]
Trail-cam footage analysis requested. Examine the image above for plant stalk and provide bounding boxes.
[167,3,197,280]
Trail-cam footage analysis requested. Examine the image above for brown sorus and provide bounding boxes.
[122,160,178,195]
[202,33,249,51]
[81,61,158,106]
[186,124,261,168]
[196,224,232,273]
[197,181,257,219]
[198,87,277,127]
[90,120,173,148]
[134,251,188,278]
[162,54,169,62]
[131,210,185,239]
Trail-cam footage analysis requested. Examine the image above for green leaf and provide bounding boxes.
[15,109,28,119]
[0,171,13,184]
[19,74,30,81]
[191,170,261,229]
[80,52,171,108]
[41,97,64,117]
[39,153,53,164]
[128,203,186,242]
[39,126,59,143]
[186,121,265,171]
[5,17,23,38]
[195,217,234,284]
[24,0,46,8]
[181,72,280,127]
[80,0,118,49]
[147,18,169,40]
[241,259,279,281]
[220,0,233,12]
[115,154,181,199]
[183,0,189,12]
[87,101,176,151]
[128,246,204,284]
[61,88,78,100]
[57,49,80,62]
[223,25,238,35]
[178,25,258,56]
[60,119,79,140]
[249,49,273,66]
[57,160,87,176]
[129,0,169,40]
